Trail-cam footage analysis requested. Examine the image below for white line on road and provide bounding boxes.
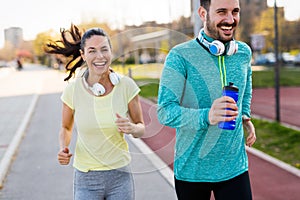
[0,94,39,188]
[127,135,175,188]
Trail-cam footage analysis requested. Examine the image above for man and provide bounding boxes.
[157,0,256,199]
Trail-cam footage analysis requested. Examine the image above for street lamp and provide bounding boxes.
[274,0,280,122]
[191,0,202,37]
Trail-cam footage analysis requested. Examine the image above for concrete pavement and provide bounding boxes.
[139,98,300,200]
[0,64,176,199]
[252,87,300,130]
[1,64,300,199]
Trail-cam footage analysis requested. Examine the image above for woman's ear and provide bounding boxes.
[80,49,85,61]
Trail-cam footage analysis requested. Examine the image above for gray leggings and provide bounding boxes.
[73,165,134,200]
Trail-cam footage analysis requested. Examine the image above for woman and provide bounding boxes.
[45,24,145,200]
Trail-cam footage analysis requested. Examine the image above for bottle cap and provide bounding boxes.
[223,82,238,92]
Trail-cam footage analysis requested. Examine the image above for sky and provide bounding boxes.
[267,0,299,21]
[0,0,299,48]
[0,0,190,48]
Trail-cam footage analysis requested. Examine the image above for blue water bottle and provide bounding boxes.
[218,82,239,130]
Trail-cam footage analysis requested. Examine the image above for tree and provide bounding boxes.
[0,42,15,61]
[33,30,59,65]
[253,7,291,53]
[238,0,267,44]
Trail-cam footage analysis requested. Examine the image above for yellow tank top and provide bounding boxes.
[61,75,140,172]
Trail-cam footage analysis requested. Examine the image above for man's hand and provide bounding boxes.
[208,96,238,125]
[243,120,256,147]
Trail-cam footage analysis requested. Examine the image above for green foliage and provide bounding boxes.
[134,78,159,98]
[125,56,135,64]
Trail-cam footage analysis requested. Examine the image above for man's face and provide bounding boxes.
[205,0,240,42]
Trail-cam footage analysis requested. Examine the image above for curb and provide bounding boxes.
[139,99,300,182]
[249,114,300,177]
[252,114,300,131]
[0,94,39,188]
[246,146,300,178]
[127,135,175,188]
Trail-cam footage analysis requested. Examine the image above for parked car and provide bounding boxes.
[253,53,275,65]
[0,60,8,68]
[294,54,300,66]
[281,52,295,64]
[264,53,276,64]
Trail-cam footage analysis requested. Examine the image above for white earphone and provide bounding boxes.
[198,29,238,56]
[83,70,120,96]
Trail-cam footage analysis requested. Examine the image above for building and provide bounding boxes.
[4,27,23,48]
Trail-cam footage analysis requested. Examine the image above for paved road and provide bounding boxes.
[1,64,300,200]
[0,65,176,200]
[140,99,300,200]
[252,87,300,129]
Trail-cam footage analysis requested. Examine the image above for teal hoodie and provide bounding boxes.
[157,36,253,182]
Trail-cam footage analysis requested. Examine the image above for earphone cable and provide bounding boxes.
[218,56,227,88]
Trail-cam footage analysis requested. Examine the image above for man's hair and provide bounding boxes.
[200,0,210,11]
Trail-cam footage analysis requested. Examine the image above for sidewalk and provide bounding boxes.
[0,66,42,189]
[1,65,300,199]
[252,87,300,129]
[0,65,176,199]
[139,97,300,200]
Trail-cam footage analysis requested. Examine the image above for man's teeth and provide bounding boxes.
[221,26,232,30]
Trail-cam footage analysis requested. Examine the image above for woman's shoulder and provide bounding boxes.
[117,74,140,92]
[63,77,81,91]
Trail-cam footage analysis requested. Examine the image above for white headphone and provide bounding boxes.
[83,70,120,96]
[198,29,238,56]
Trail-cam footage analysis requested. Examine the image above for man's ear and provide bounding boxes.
[198,6,207,21]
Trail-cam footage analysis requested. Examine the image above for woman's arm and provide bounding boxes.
[57,103,74,165]
[115,95,145,138]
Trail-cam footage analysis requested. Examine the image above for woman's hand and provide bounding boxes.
[115,113,144,138]
[115,113,135,134]
[57,147,72,165]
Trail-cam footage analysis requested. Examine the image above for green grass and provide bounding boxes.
[129,64,300,169]
[112,63,163,79]
[136,79,160,98]
[251,119,300,169]
[114,63,300,88]
[252,67,300,88]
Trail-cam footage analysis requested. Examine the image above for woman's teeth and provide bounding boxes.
[94,62,106,67]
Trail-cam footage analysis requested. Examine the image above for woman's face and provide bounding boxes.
[81,35,112,76]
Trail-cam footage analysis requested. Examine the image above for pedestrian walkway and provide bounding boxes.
[139,91,300,200]
[1,64,300,199]
[252,87,300,129]
[0,65,46,189]
[0,65,176,199]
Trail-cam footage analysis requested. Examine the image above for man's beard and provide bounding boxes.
[206,15,237,43]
